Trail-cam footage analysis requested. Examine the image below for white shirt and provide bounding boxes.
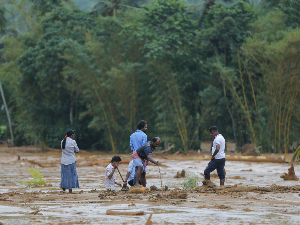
[211,134,226,159]
[105,163,116,191]
[61,137,79,165]
[127,160,135,181]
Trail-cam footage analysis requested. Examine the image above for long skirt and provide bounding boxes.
[60,162,79,189]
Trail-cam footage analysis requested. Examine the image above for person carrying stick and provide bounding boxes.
[105,156,122,191]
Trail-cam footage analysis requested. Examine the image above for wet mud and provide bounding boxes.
[0,147,300,224]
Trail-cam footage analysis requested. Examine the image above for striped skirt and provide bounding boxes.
[60,162,79,189]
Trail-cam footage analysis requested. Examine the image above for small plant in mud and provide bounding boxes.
[182,176,200,190]
[21,168,47,187]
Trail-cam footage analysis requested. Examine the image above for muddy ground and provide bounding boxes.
[0,146,299,225]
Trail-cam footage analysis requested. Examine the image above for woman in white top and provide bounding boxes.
[60,130,79,193]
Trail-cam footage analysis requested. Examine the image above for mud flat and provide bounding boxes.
[0,147,300,224]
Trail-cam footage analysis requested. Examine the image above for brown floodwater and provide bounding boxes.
[0,147,299,225]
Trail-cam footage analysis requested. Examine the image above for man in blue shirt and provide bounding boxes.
[130,120,147,151]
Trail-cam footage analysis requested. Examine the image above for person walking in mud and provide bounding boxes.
[132,137,160,187]
[203,126,226,186]
[60,130,80,193]
[124,120,148,187]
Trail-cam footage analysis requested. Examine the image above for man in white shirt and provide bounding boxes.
[204,126,226,186]
[105,156,122,191]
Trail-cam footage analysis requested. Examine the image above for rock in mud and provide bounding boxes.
[150,185,159,191]
[166,190,188,199]
[280,164,299,181]
[174,169,186,178]
[128,186,148,194]
[202,180,216,188]
[98,190,117,199]
[106,209,144,216]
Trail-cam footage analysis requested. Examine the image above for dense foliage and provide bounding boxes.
[0,0,299,153]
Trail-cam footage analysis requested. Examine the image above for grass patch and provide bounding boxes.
[182,176,200,190]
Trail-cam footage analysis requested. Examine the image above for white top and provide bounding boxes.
[105,163,116,191]
[211,134,226,159]
[61,137,79,165]
[127,160,135,181]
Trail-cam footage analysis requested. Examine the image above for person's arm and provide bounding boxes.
[130,135,134,151]
[148,154,159,165]
[72,140,79,153]
[107,167,116,179]
[142,133,147,145]
[211,144,220,160]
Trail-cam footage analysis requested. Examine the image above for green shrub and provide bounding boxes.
[21,168,46,187]
[182,176,200,190]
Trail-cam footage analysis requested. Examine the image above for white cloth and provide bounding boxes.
[61,137,79,165]
[211,134,226,159]
[127,160,135,181]
[105,163,116,191]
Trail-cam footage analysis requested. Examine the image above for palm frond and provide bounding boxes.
[291,145,300,162]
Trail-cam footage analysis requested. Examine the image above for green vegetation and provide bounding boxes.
[182,176,200,190]
[0,0,299,153]
[20,168,47,187]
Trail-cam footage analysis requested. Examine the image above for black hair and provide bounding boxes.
[111,155,122,163]
[137,120,147,130]
[151,137,160,143]
[209,126,218,133]
[61,130,75,149]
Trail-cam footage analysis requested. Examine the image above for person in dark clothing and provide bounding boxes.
[131,137,160,186]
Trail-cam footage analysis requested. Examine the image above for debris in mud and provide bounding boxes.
[150,185,159,191]
[174,169,186,178]
[145,213,153,225]
[148,194,160,201]
[229,176,246,180]
[128,202,136,207]
[128,186,148,194]
[98,190,117,199]
[243,208,254,212]
[106,209,144,216]
[166,190,188,199]
[280,164,299,181]
[30,209,42,215]
[241,169,253,172]
[195,184,300,194]
[202,180,216,188]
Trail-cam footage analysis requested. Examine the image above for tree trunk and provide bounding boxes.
[0,81,14,146]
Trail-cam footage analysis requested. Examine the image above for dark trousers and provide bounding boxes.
[204,158,226,180]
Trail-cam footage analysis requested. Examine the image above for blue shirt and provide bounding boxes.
[130,130,147,151]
